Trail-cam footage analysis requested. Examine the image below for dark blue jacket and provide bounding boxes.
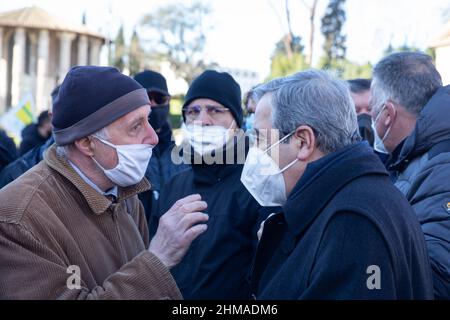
[150,138,273,299]
[387,85,450,299]
[138,122,189,220]
[0,130,17,174]
[0,136,52,189]
[19,123,48,155]
[251,142,434,300]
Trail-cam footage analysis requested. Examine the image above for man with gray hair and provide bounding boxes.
[0,66,208,299]
[244,69,433,299]
[371,51,450,299]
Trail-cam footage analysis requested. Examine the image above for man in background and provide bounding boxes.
[19,110,52,155]
[348,78,374,146]
[370,52,450,299]
[134,70,188,220]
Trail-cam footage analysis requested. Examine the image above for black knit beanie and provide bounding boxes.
[134,70,170,95]
[183,70,243,128]
[52,66,149,146]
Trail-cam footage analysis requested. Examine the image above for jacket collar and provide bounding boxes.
[189,134,249,186]
[283,142,388,237]
[390,85,450,171]
[44,144,150,215]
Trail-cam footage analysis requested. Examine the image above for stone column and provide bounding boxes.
[58,32,76,81]
[0,27,6,113]
[36,30,49,112]
[11,27,25,107]
[89,38,102,66]
[77,35,88,65]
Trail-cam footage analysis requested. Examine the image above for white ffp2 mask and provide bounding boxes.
[182,123,233,155]
[241,132,298,207]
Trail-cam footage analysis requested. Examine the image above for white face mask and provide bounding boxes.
[241,132,298,207]
[182,123,234,155]
[92,137,154,187]
[371,105,391,154]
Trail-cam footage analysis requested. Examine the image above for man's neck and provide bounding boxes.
[67,153,115,192]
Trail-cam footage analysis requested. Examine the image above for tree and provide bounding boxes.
[383,42,420,56]
[274,35,304,56]
[140,1,211,84]
[341,60,372,79]
[320,0,347,71]
[128,30,145,76]
[301,0,320,67]
[113,25,126,72]
[81,11,87,25]
[269,52,308,80]
[268,35,307,80]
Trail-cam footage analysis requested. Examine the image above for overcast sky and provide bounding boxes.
[1,0,448,80]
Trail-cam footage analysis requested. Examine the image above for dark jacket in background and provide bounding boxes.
[19,123,48,155]
[150,138,273,299]
[138,122,189,220]
[0,137,53,189]
[388,85,450,299]
[0,129,17,174]
[251,142,433,300]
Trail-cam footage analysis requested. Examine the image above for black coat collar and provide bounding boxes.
[190,135,249,186]
[282,142,388,237]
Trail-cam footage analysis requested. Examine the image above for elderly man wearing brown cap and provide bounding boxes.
[0,66,208,299]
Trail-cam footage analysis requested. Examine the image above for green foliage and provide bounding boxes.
[128,30,145,76]
[169,96,184,129]
[113,25,126,72]
[140,1,212,84]
[267,33,308,80]
[341,60,372,79]
[268,52,308,80]
[274,35,304,56]
[383,43,421,56]
[316,57,372,79]
[320,0,347,69]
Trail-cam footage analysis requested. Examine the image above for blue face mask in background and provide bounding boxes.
[244,113,255,131]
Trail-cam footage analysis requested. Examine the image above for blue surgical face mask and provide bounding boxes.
[244,113,255,131]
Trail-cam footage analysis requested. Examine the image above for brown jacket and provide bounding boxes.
[0,144,182,300]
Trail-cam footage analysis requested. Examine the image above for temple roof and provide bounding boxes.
[0,6,104,41]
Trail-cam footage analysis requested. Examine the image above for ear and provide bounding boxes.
[383,101,397,127]
[74,137,95,157]
[293,125,316,161]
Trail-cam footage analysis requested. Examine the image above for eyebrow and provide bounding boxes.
[129,115,147,127]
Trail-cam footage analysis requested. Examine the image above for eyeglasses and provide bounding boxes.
[148,91,170,106]
[182,105,231,121]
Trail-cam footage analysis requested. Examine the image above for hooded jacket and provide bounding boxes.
[388,85,450,299]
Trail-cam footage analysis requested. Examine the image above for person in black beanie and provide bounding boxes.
[18,110,52,156]
[0,66,209,299]
[149,70,273,300]
[134,70,189,220]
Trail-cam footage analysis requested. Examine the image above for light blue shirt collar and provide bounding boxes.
[68,161,118,199]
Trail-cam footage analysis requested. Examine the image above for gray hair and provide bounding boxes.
[56,126,110,158]
[254,69,359,155]
[372,52,442,115]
